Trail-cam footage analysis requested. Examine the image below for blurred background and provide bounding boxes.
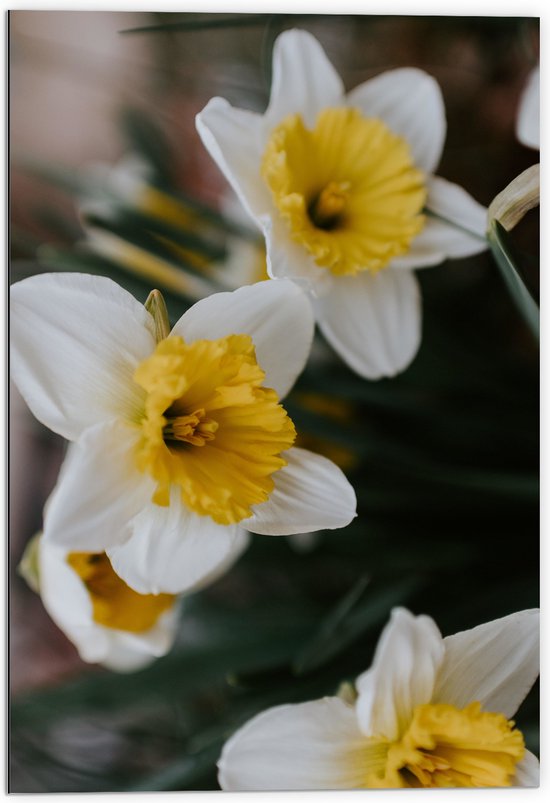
[9,11,539,792]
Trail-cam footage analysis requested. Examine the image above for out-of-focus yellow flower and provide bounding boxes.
[81,156,268,299]
[293,391,358,472]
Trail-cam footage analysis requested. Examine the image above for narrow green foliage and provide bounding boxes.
[488,220,539,339]
[293,577,421,675]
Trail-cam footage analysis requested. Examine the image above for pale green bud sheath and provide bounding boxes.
[17,532,42,593]
[144,288,171,343]
[487,164,540,233]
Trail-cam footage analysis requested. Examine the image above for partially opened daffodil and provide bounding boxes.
[218,607,539,790]
[20,533,180,672]
[11,272,356,594]
[197,29,489,379]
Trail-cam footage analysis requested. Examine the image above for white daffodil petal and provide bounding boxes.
[10,272,155,441]
[264,29,345,130]
[244,447,356,536]
[99,639,163,673]
[101,606,180,672]
[315,269,421,379]
[390,216,485,271]
[426,175,488,244]
[517,66,539,150]
[346,68,446,173]
[108,490,249,594]
[356,608,444,741]
[513,750,540,787]
[38,539,111,663]
[170,279,314,399]
[261,213,334,294]
[218,698,386,791]
[43,421,153,552]
[118,606,181,657]
[392,175,489,270]
[39,537,178,670]
[433,609,539,719]
[196,98,270,222]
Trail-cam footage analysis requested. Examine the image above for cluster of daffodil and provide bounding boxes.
[11,30,538,788]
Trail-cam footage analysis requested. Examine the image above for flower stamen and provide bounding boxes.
[308,181,351,230]
[162,409,218,446]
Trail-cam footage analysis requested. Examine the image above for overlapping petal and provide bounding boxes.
[39,539,103,662]
[426,176,488,239]
[195,98,269,221]
[170,278,314,399]
[265,29,345,129]
[390,180,487,271]
[433,609,540,718]
[261,212,333,291]
[10,272,155,440]
[43,421,154,552]
[108,489,249,595]
[355,608,444,740]
[244,447,357,535]
[346,68,446,174]
[102,607,180,671]
[315,269,421,379]
[513,750,540,787]
[218,698,385,791]
[39,539,178,671]
[98,638,168,673]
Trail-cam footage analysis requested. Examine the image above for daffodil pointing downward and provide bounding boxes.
[218,608,539,790]
[10,272,357,594]
[22,534,180,671]
[196,29,489,380]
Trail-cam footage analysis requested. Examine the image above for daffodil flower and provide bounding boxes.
[196,29,489,379]
[21,533,180,672]
[11,272,356,594]
[218,607,539,790]
[516,66,539,150]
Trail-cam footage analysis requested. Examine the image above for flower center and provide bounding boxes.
[67,552,175,633]
[367,702,525,788]
[261,107,427,276]
[162,408,218,446]
[133,334,296,524]
[308,181,351,230]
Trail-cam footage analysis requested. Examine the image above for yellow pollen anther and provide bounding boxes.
[163,409,218,446]
[309,181,351,229]
[67,552,175,633]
